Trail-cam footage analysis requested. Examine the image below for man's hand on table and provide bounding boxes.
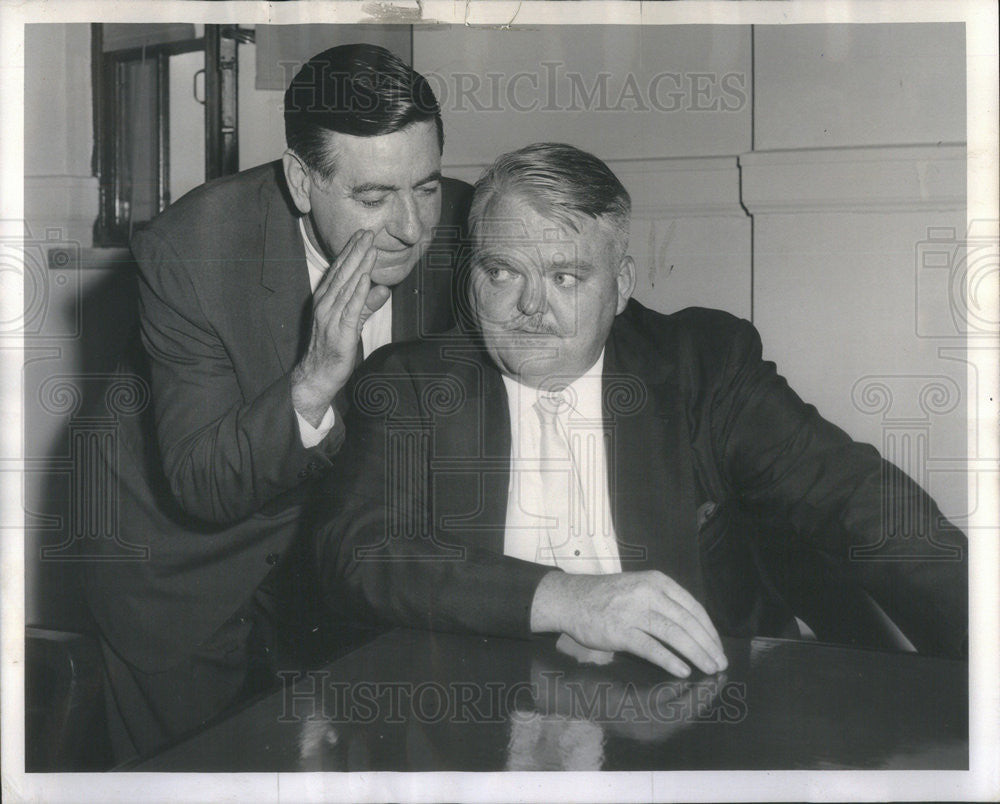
[291,229,392,427]
[530,570,728,677]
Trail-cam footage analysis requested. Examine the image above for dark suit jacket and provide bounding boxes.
[312,300,968,659]
[82,161,473,672]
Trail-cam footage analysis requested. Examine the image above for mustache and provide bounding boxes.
[509,316,559,335]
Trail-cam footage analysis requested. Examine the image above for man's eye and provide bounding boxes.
[417,183,440,197]
[485,266,513,282]
[358,196,386,209]
[553,273,578,287]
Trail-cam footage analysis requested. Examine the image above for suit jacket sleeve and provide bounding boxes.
[701,314,967,658]
[134,226,344,525]
[311,350,551,638]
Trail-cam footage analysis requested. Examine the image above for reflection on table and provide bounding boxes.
[133,628,967,772]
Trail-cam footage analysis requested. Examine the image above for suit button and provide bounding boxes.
[298,469,309,479]
[307,460,321,471]
[266,553,280,566]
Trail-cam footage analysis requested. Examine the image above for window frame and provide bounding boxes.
[91,24,242,247]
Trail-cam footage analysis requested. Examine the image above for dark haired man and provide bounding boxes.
[82,43,472,760]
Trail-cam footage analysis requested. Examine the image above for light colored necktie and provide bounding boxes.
[535,391,618,665]
[534,392,603,573]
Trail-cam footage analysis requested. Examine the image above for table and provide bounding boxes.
[133,629,967,771]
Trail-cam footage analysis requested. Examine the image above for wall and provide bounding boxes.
[237,39,286,173]
[23,24,129,628]
[23,23,97,246]
[747,23,968,525]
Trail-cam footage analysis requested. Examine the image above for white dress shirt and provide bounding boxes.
[501,352,622,575]
[296,218,393,447]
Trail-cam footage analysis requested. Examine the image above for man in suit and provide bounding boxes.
[312,143,967,677]
[81,43,472,760]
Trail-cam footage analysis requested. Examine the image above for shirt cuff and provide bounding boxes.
[296,405,337,448]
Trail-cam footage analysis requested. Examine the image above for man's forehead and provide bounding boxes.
[477,194,608,236]
[476,242,583,267]
[322,123,440,184]
[475,207,613,262]
[476,216,575,242]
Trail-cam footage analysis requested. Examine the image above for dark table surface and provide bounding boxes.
[133,628,967,772]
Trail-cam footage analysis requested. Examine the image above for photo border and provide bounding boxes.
[2,2,996,801]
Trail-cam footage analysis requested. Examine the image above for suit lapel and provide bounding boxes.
[260,179,311,374]
[432,344,511,555]
[478,358,512,555]
[391,255,421,343]
[604,315,706,604]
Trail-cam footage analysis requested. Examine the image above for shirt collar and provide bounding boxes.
[501,350,606,424]
[299,217,328,291]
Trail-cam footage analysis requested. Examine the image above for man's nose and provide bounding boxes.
[516,275,546,317]
[385,193,423,246]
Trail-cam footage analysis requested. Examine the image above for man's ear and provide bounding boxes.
[282,150,312,215]
[615,255,636,314]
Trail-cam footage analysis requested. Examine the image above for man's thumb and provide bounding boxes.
[362,284,392,319]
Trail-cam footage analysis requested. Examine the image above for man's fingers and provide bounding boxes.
[626,630,691,678]
[646,608,722,675]
[314,231,360,296]
[342,271,372,331]
[328,247,377,322]
[656,592,727,669]
[656,572,714,624]
[653,575,726,656]
[316,230,374,300]
[362,284,392,324]
[328,267,368,335]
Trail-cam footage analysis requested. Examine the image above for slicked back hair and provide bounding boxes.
[284,42,443,179]
[468,143,632,261]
